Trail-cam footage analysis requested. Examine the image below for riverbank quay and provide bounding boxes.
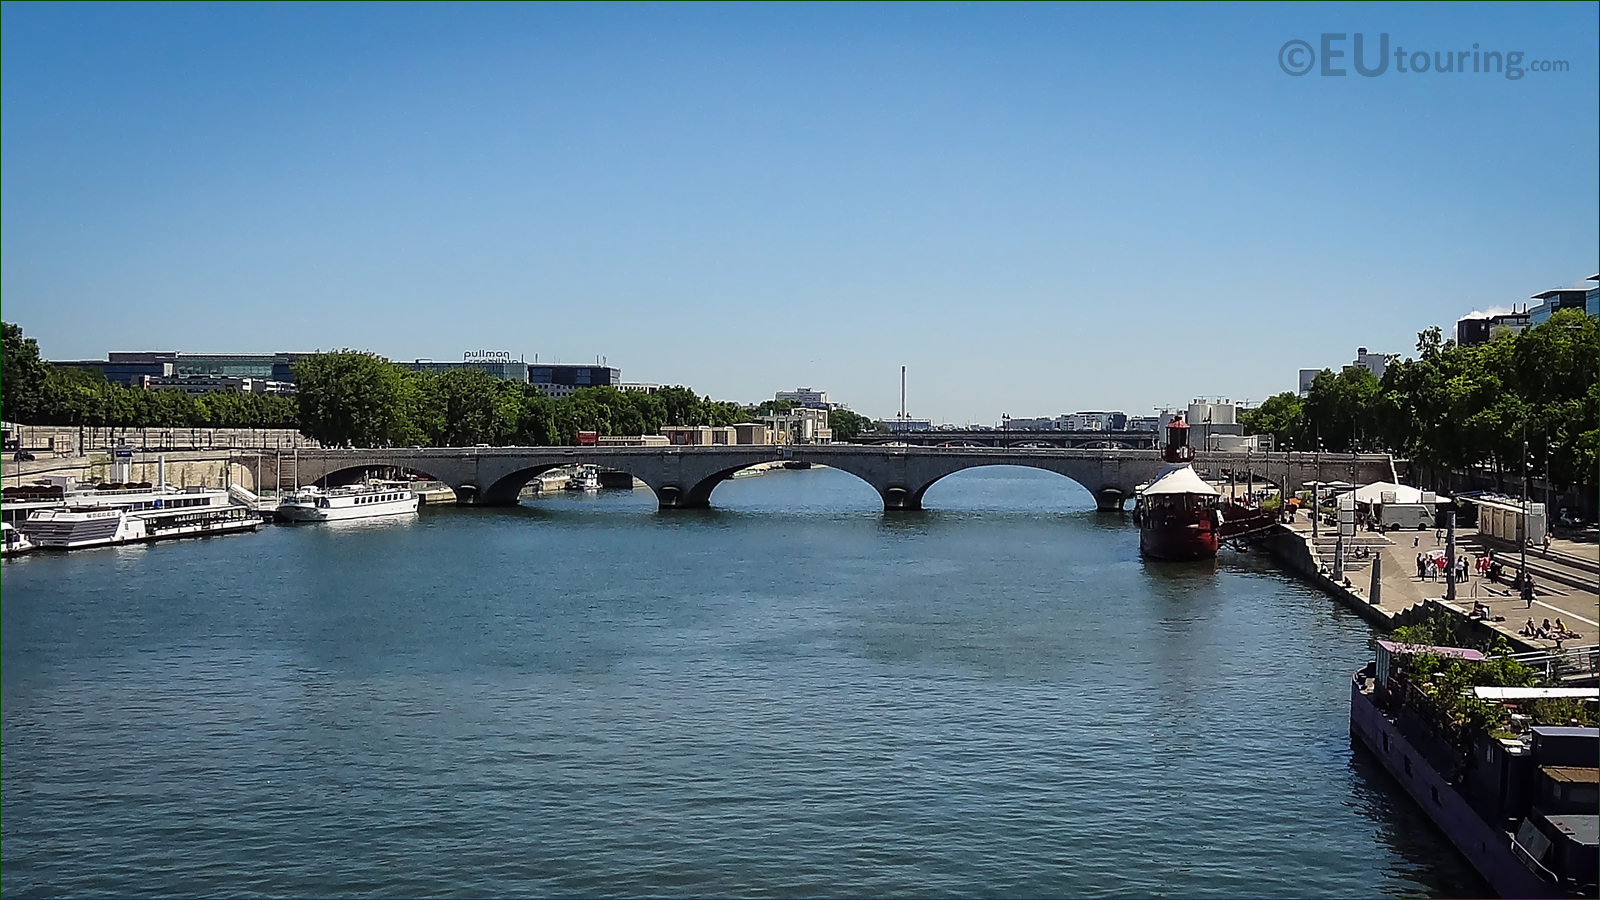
[1259,519,1599,655]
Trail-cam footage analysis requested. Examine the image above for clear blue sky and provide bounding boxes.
[3,2,1595,423]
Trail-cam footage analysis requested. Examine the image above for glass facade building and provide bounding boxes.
[526,365,620,389]
[403,360,530,381]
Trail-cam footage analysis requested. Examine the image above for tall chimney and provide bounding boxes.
[900,366,906,419]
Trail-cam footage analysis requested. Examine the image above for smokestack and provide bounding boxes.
[900,366,906,419]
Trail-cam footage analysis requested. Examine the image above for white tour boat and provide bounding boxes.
[2,521,36,556]
[276,480,420,522]
[19,486,260,550]
[563,465,601,491]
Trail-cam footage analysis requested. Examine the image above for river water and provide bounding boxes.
[2,466,1486,897]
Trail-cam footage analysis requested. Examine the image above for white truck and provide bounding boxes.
[1375,490,1440,531]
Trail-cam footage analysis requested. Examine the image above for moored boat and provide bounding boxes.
[1134,416,1222,560]
[563,465,601,491]
[2,521,36,556]
[277,480,420,522]
[1351,640,1599,898]
[20,489,260,550]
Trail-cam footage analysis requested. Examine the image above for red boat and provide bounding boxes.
[1135,415,1222,560]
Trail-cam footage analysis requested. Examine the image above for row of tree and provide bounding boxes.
[293,351,873,446]
[1240,309,1597,493]
[3,324,300,429]
[2,323,875,446]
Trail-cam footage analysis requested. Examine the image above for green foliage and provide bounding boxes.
[5,326,861,450]
[2,322,51,422]
[435,367,505,446]
[3,322,299,431]
[827,407,870,442]
[293,351,410,447]
[1304,366,1383,451]
[749,399,794,416]
[1240,315,1597,493]
[1239,392,1305,450]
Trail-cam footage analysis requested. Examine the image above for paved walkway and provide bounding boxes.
[1285,518,1598,652]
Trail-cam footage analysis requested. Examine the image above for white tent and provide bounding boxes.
[1352,481,1441,506]
[1141,465,1219,496]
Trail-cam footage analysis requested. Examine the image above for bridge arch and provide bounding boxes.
[313,463,448,489]
[478,463,648,506]
[676,462,802,508]
[805,453,1134,512]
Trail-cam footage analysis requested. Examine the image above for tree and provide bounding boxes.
[703,398,743,427]
[1239,392,1305,450]
[654,386,704,426]
[435,367,504,446]
[750,399,794,416]
[827,407,869,442]
[1300,367,1382,452]
[2,322,51,423]
[294,351,410,447]
[508,387,559,446]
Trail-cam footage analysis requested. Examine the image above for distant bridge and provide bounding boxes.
[853,429,1159,449]
[235,445,1396,512]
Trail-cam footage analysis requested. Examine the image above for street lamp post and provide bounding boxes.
[1313,438,1322,545]
[1521,437,1530,605]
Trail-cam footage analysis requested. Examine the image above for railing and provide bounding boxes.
[82,427,319,452]
[1490,644,1600,684]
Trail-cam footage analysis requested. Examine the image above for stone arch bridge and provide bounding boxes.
[234,446,1397,512]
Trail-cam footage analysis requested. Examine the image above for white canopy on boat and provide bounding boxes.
[1472,686,1599,701]
[1141,465,1219,496]
[1352,481,1443,505]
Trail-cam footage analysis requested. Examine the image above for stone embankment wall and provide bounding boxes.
[1257,524,1416,629]
[3,451,252,492]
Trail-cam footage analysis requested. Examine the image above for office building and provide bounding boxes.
[1004,416,1057,430]
[1125,416,1161,432]
[660,426,736,446]
[774,387,838,410]
[527,364,620,394]
[757,407,832,444]
[1528,286,1596,325]
[1347,347,1395,380]
[53,351,316,388]
[146,376,296,395]
[403,358,529,382]
[1456,308,1533,346]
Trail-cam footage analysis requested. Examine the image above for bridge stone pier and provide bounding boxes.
[235,446,1398,513]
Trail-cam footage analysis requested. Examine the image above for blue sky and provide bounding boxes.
[3,2,1595,423]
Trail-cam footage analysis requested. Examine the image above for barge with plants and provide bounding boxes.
[1351,638,1598,898]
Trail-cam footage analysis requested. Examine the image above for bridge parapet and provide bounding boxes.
[230,445,1396,512]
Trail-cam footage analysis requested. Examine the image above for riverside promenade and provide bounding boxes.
[1282,516,1598,652]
